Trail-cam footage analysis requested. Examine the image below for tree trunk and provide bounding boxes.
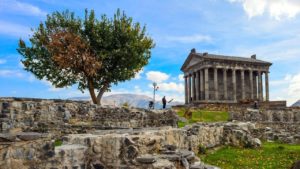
[87,79,98,104]
[96,84,108,105]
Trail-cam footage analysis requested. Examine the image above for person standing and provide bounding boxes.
[162,96,167,109]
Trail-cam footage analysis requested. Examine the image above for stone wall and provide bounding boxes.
[229,108,300,143]
[0,122,260,169]
[0,97,178,133]
[251,122,300,144]
[173,101,287,112]
[229,108,300,123]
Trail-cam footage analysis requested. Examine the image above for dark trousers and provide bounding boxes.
[163,103,166,109]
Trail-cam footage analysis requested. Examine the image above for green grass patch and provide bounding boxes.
[54,139,63,147]
[200,142,300,169]
[176,108,229,127]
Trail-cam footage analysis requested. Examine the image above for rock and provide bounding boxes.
[64,110,72,121]
[152,159,175,169]
[159,154,181,161]
[146,139,156,146]
[17,132,42,141]
[190,164,203,169]
[126,145,138,159]
[160,150,176,154]
[0,133,16,142]
[93,145,102,154]
[54,144,87,168]
[290,160,300,169]
[2,102,10,109]
[91,160,105,169]
[181,158,189,169]
[124,137,135,146]
[203,164,221,169]
[163,144,177,151]
[179,149,194,158]
[178,117,188,123]
[251,138,262,148]
[136,155,156,164]
[265,127,272,131]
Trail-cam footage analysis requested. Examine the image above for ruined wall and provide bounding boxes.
[0,97,178,133]
[0,122,260,169]
[230,108,300,144]
[229,108,300,123]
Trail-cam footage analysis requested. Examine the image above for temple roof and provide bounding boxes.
[198,53,272,64]
[181,50,272,71]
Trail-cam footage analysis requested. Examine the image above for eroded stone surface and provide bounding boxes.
[0,98,178,133]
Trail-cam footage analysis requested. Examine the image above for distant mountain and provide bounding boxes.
[291,100,300,107]
[69,93,183,109]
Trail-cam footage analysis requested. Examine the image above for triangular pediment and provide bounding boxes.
[181,54,203,71]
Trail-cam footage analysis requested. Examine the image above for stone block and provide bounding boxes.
[17,132,42,141]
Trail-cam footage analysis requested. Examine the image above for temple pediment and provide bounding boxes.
[180,54,203,71]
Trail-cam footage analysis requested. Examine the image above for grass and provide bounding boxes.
[200,142,300,169]
[175,108,229,127]
[54,139,63,147]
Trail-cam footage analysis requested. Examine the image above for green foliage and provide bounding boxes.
[177,121,187,128]
[200,142,300,169]
[54,139,63,147]
[122,102,130,108]
[17,9,154,104]
[176,108,229,127]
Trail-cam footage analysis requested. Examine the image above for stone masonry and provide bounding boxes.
[0,97,178,133]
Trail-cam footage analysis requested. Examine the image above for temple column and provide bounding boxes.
[192,73,196,102]
[253,72,258,100]
[204,68,209,100]
[214,68,218,100]
[249,70,253,99]
[223,69,227,100]
[265,71,269,101]
[188,74,191,103]
[195,71,200,101]
[258,71,263,101]
[185,76,188,104]
[200,69,204,100]
[241,69,245,100]
[232,69,237,102]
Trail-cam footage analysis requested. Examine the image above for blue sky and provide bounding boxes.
[1,0,300,105]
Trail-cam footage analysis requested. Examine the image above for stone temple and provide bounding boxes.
[181,49,272,104]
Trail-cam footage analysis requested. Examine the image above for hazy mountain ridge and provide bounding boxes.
[292,100,300,107]
[69,94,183,109]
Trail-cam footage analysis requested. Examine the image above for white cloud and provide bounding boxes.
[233,35,300,61]
[0,69,41,83]
[0,20,31,38]
[0,0,47,16]
[134,69,143,79]
[146,71,170,83]
[0,59,6,64]
[270,72,300,106]
[178,74,184,82]
[229,0,300,20]
[157,82,184,93]
[0,69,24,78]
[288,73,300,96]
[270,74,291,86]
[40,78,66,92]
[165,34,212,43]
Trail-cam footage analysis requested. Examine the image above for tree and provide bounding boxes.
[17,9,154,104]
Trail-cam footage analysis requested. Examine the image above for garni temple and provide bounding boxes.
[181,49,272,104]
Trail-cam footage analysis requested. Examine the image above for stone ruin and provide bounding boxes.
[0,97,299,169]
